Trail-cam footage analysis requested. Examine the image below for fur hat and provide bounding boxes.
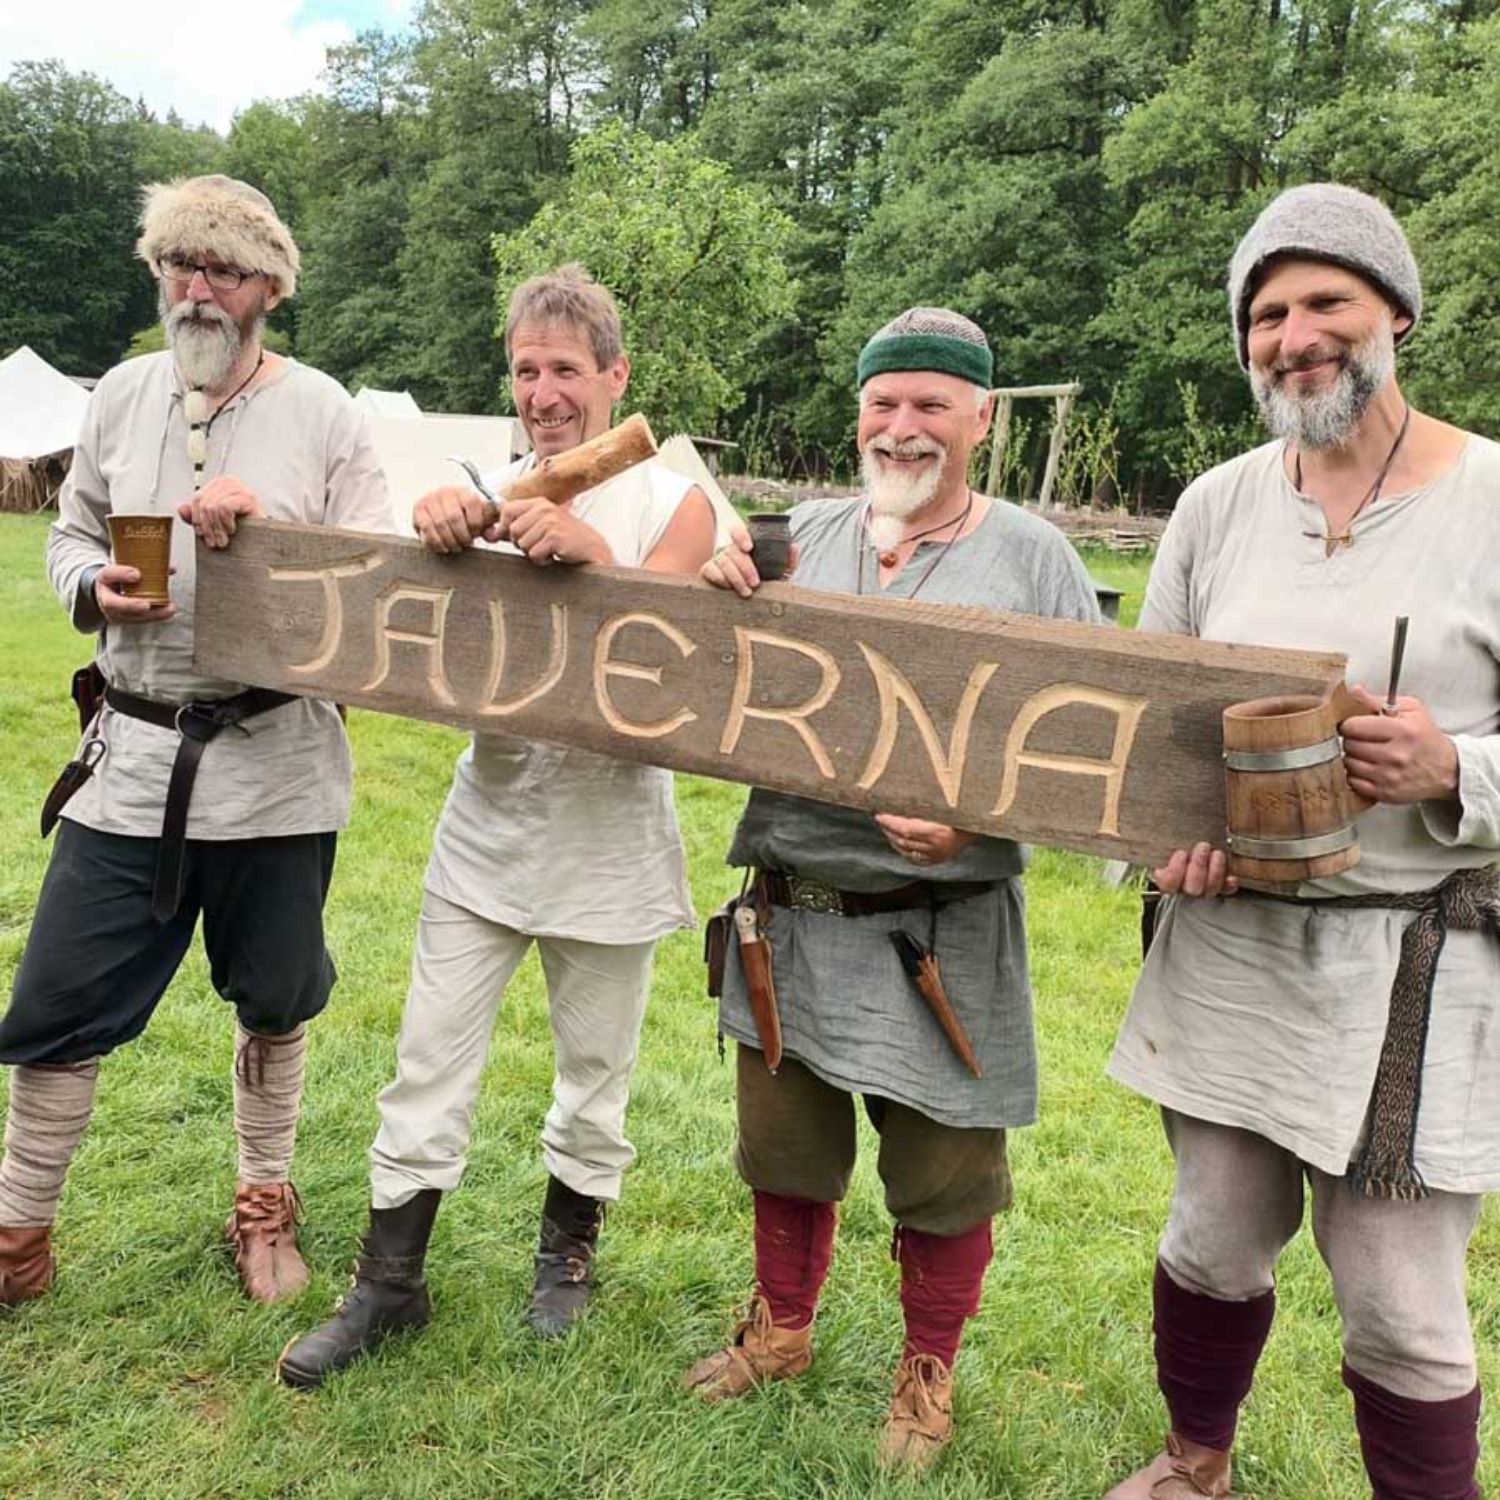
[136,175,300,298]
[1227,183,1420,369]
[857,306,994,389]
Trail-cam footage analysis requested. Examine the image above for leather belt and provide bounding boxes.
[755,869,995,918]
[41,681,295,922]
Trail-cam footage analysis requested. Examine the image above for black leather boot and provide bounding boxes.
[276,1189,441,1389]
[526,1175,603,1338]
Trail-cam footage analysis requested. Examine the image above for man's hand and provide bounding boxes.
[1340,685,1460,804]
[701,521,799,598]
[499,496,612,566]
[94,562,177,625]
[875,813,975,868]
[175,476,264,549]
[1151,842,1238,899]
[413,485,502,554]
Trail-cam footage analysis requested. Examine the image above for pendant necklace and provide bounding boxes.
[1296,403,1410,558]
[184,351,265,492]
[858,489,975,598]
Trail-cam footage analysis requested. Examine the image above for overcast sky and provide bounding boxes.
[1,0,415,133]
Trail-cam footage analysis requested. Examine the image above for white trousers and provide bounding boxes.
[369,891,657,1209]
[1159,1109,1483,1400]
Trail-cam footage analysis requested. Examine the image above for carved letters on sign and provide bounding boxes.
[195,521,1350,864]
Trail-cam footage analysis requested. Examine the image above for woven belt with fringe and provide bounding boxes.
[1258,865,1500,1200]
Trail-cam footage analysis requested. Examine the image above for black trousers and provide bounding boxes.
[0,821,337,1066]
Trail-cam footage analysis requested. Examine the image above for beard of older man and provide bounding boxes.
[860,437,949,555]
[161,288,264,393]
[1250,316,1397,452]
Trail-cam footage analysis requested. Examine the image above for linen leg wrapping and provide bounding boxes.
[752,1189,836,1330]
[233,1023,306,1183]
[0,1060,100,1226]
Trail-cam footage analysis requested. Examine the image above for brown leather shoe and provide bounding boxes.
[1103,1432,1243,1498]
[877,1352,954,1470]
[225,1182,310,1304]
[682,1292,814,1401]
[0,1225,54,1306]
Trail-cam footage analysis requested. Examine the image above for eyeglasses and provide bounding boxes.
[157,255,259,291]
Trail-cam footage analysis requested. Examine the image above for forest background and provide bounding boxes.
[4,0,1498,505]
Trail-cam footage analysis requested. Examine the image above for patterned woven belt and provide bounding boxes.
[755,869,995,918]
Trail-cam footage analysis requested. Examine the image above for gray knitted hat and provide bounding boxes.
[857,306,994,389]
[1227,183,1420,368]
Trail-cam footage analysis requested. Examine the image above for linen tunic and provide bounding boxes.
[45,352,395,840]
[423,457,698,943]
[1109,437,1500,1190]
[721,496,1103,1129]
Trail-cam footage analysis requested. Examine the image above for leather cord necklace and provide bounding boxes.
[184,350,265,492]
[857,489,975,597]
[1296,402,1411,558]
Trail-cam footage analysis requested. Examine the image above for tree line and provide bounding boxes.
[3,0,1497,504]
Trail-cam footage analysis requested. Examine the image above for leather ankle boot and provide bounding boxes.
[877,1352,955,1470]
[276,1189,441,1389]
[527,1175,604,1338]
[1103,1432,1240,1499]
[0,1225,54,1306]
[682,1291,815,1401]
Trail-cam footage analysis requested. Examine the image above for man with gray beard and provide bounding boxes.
[0,175,393,1310]
[685,308,1101,1470]
[1104,185,1500,1500]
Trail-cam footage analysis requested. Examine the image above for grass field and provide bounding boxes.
[0,512,1494,1499]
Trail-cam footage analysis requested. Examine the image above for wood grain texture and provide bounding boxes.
[194,519,1351,865]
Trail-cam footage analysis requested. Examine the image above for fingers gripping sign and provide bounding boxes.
[413,485,502,555]
[1151,842,1238,900]
[498,496,613,567]
[176,475,264,550]
[874,812,975,868]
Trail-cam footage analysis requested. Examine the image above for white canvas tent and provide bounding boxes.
[355,388,524,517]
[0,346,91,511]
[353,386,422,421]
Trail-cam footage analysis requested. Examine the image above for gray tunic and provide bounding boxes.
[720,496,1103,1128]
[1109,437,1500,1189]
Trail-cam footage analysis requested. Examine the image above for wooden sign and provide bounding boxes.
[195,519,1349,865]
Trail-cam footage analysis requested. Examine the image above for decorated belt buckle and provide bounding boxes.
[787,876,845,915]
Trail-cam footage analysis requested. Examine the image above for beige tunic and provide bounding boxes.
[1109,436,1500,1190]
[422,457,697,943]
[45,353,395,840]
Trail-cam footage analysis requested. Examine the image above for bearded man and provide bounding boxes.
[683,307,1101,1469]
[1105,184,1500,1500]
[0,176,393,1307]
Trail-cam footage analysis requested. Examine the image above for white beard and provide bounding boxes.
[861,440,946,551]
[163,296,248,393]
[1250,319,1396,451]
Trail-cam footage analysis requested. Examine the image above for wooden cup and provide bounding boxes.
[1222,686,1371,892]
[107,514,172,602]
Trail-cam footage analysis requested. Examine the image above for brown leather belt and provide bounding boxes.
[40,681,295,923]
[755,869,995,918]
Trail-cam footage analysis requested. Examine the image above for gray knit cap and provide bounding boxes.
[857,306,994,389]
[1227,183,1421,369]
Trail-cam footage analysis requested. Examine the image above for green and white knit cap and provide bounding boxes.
[857,306,994,390]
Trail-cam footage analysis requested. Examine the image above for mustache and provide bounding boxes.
[1273,345,1347,378]
[166,301,237,334]
[868,438,945,459]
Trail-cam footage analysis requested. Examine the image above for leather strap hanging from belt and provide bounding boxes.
[40,680,296,922]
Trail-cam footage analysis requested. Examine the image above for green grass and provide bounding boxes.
[0,514,1493,1499]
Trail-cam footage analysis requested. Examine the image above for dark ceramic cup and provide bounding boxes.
[747,512,792,581]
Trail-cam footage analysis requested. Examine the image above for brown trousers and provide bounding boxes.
[733,1044,1011,1236]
